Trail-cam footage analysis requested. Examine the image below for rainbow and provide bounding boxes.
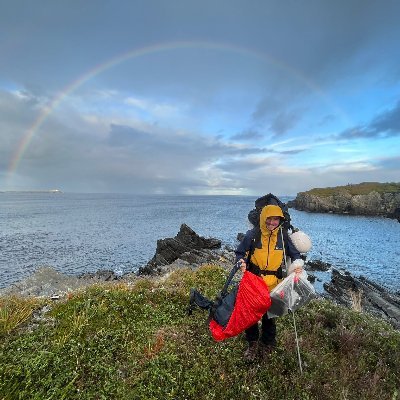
[6,40,350,183]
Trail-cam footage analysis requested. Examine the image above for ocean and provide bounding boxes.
[1,192,399,292]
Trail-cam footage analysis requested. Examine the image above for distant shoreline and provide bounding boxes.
[0,189,62,194]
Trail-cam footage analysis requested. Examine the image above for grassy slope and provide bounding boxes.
[1,265,399,400]
[301,182,400,197]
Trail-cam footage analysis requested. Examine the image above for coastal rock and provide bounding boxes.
[138,223,224,275]
[0,267,125,299]
[78,269,123,281]
[0,266,90,298]
[305,260,332,272]
[323,268,400,329]
[288,183,400,220]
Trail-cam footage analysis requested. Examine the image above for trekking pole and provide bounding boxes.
[281,228,303,373]
[291,310,303,374]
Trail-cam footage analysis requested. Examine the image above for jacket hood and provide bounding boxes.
[260,205,284,236]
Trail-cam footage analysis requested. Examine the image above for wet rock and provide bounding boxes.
[388,207,400,222]
[0,266,89,298]
[307,273,316,283]
[138,224,224,275]
[78,269,122,281]
[324,268,400,329]
[0,267,126,299]
[237,232,245,242]
[305,260,332,272]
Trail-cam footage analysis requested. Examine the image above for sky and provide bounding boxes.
[1,0,400,196]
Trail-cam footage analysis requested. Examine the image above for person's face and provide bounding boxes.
[266,216,281,231]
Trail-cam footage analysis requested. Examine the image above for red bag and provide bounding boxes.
[209,271,271,341]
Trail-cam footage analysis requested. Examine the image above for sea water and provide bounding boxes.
[0,192,399,292]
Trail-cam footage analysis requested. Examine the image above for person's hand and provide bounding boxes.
[238,258,247,273]
[288,258,304,275]
[294,267,303,275]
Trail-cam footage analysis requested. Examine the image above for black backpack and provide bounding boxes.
[247,193,293,232]
[188,261,241,327]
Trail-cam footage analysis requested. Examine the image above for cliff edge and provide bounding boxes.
[288,182,400,221]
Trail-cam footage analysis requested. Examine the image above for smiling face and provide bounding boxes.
[265,216,281,231]
[260,205,284,236]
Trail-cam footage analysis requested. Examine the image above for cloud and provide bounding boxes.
[107,124,150,147]
[373,155,400,171]
[124,96,181,119]
[269,109,303,136]
[250,96,305,137]
[2,2,400,195]
[230,128,264,141]
[337,100,400,140]
[369,100,400,135]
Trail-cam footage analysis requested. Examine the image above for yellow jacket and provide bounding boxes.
[250,205,285,290]
[235,204,301,290]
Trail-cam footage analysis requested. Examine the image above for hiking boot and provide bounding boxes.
[259,343,275,360]
[243,341,258,362]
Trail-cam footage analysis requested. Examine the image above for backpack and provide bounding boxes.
[188,262,271,341]
[247,193,293,231]
[246,193,294,264]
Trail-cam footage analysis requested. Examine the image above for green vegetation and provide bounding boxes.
[1,265,399,400]
[301,182,400,197]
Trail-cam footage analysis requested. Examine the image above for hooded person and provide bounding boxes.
[235,204,303,361]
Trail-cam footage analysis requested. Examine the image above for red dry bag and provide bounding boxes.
[209,270,271,341]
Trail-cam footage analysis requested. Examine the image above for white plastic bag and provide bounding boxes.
[267,271,316,318]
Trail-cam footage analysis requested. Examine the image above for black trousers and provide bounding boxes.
[245,313,276,346]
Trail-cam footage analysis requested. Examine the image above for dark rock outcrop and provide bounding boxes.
[324,268,400,329]
[289,183,400,221]
[305,260,332,272]
[78,269,122,281]
[388,207,400,222]
[138,223,228,275]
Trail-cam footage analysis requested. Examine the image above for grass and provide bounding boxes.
[0,296,46,335]
[300,182,400,197]
[1,265,399,399]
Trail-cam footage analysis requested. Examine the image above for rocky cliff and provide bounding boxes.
[289,182,400,221]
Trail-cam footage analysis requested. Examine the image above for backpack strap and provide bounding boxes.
[220,260,242,298]
[248,228,261,257]
[280,227,288,278]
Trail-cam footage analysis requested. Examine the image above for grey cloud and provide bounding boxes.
[8,112,254,193]
[271,2,400,83]
[226,143,305,157]
[2,1,400,194]
[337,100,400,140]
[217,158,273,174]
[230,129,264,141]
[369,101,400,135]
[2,1,399,99]
[108,124,150,147]
[251,97,304,136]
[252,98,282,122]
[279,148,305,155]
[374,155,400,170]
[269,110,302,136]
[0,90,47,168]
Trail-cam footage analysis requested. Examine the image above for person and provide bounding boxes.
[235,204,304,362]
